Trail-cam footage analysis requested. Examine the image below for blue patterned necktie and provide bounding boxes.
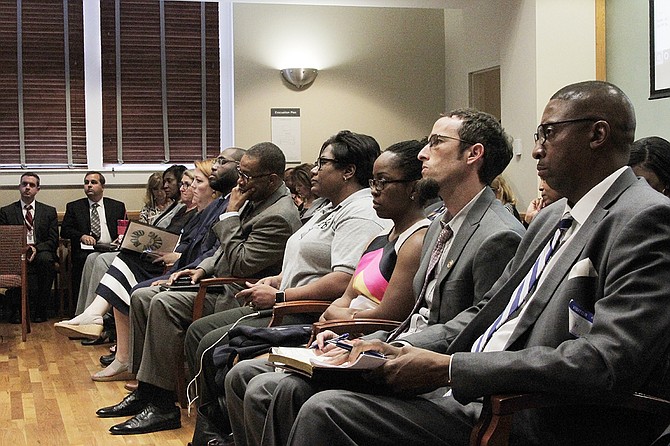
[472,213,574,352]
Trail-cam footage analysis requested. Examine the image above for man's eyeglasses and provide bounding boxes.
[534,118,604,144]
[368,177,419,192]
[427,134,475,148]
[214,156,239,167]
[236,166,273,182]
[315,157,339,170]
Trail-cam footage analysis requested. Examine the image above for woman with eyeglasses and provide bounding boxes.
[319,140,436,322]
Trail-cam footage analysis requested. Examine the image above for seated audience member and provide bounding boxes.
[285,162,328,223]
[523,178,561,226]
[181,131,387,432]
[70,165,187,318]
[225,109,526,446]
[262,81,670,446]
[61,171,127,308]
[76,161,219,382]
[0,172,59,322]
[94,142,302,435]
[628,136,670,197]
[139,171,172,225]
[491,174,521,221]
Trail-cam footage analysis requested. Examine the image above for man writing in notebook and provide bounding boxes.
[268,81,670,446]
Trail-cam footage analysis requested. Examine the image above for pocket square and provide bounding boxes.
[568,258,597,279]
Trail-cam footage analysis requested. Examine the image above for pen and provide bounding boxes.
[325,339,386,359]
[309,332,349,349]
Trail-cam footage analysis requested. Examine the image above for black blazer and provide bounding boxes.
[0,200,59,261]
[60,197,126,259]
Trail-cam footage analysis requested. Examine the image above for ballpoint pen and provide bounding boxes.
[325,338,386,359]
[309,332,349,349]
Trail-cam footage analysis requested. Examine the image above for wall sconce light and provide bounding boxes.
[280,68,318,89]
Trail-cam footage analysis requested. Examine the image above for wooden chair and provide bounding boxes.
[469,392,670,446]
[0,225,30,341]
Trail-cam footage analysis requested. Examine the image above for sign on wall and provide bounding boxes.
[271,108,301,162]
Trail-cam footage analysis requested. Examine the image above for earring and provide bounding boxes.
[343,176,348,182]
[410,194,416,201]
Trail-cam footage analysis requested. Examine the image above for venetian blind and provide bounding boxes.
[0,0,86,168]
[100,0,220,165]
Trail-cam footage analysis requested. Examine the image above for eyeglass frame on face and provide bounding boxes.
[314,157,340,171]
[368,177,420,192]
[427,133,476,148]
[213,156,239,167]
[179,181,192,189]
[236,166,274,182]
[533,117,605,145]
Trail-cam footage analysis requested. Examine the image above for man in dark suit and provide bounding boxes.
[95,142,302,435]
[224,110,526,446]
[0,172,59,322]
[268,81,670,446]
[60,171,126,309]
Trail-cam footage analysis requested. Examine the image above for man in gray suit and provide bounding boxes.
[95,142,302,435]
[225,109,526,446]
[276,81,670,446]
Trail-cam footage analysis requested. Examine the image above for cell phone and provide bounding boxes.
[172,276,193,286]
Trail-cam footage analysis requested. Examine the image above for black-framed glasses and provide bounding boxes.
[315,157,339,170]
[179,181,192,189]
[427,133,475,148]
[534,118,604,144]
[368,177,419,192]
[214,156,239,167]
[236,166,273,182]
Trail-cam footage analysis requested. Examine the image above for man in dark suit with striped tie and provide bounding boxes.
[0,172,59,322]
[60,171,126,310]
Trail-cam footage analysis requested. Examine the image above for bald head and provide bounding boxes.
[551,81,636,152]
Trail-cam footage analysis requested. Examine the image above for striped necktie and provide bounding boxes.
[90,203,101,239]
[472,214,574,352]
[24,204,34,231]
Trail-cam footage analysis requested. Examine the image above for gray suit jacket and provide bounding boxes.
[198,184,302,280]
[414,168,670,445]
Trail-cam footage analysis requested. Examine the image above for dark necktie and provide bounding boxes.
[472,213,574,352]
[387,214,454,342]
[91,203,101,239]
[24,204,34,231]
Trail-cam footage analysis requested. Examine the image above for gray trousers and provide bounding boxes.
[227,360,481,446]
[129,284,241,391]
[75,251,118,315]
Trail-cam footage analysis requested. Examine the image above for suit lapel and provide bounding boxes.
[503,170,636,349]
[430,189,494,313]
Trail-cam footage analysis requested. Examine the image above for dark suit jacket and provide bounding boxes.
[60,196,126,261]
[0,200,58,261]
[410,168,670,445]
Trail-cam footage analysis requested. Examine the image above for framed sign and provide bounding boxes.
[650,0,670,99]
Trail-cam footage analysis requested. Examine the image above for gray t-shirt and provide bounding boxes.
[279,188,391,290]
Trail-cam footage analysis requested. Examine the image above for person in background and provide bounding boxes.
[285,162,328,223]
[0,172,59,323]
[60,171,126,307]
[523,178,561,227]
[139,172,172,225]
[628,136,670,197]
[490,175,520,221]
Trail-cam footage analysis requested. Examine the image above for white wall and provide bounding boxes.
[607,0,670,141]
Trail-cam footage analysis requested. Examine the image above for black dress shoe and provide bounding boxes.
[109,403,181,435]
[82,328,116,346]
[100,351,116,367]
[96,390,147,418]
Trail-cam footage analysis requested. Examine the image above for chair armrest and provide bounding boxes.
[192,277,258,320]
[470,392,670,446]
[269,300,331,327]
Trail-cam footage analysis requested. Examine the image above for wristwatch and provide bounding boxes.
[275,291,285,303]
